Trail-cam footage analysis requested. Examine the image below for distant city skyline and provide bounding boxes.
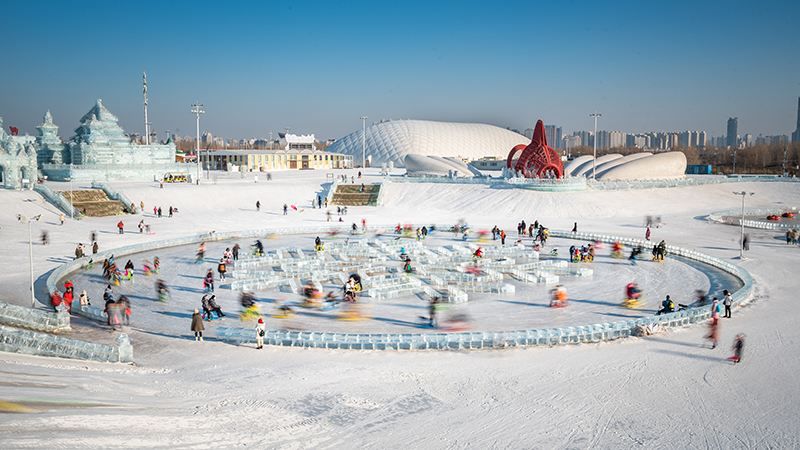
[1,0,799,140]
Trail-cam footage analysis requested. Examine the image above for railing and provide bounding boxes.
[33,184,80,218]
[708,207,798,230]
[384,173,799,192]
[0,325,132,363]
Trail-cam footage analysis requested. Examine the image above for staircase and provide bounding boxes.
[61,189,127,217]
[331,184,381,206]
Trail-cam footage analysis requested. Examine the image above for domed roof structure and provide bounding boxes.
[565,151,687,180]
[327,119,528,167]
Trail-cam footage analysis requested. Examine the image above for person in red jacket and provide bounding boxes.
[117,220,124,234]
[63,288,74,312]
[50,291,63,312]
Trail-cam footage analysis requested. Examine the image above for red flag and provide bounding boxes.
[9,126,19,136]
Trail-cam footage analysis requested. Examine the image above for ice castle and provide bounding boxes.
[0,116,38,189]
[38,99,187,182]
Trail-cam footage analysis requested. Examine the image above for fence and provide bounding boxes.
[0,302,71,333]
[708,207,799,230]
[384,173,799,192]
[0,325,132,363]
[49,224,753,351]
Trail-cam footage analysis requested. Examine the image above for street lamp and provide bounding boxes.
[360,116,368,169]
[191,102,205,185]
[733,191,754,259]
[18,214,41,308]
[590,113,602,180]
[68,161,74,220]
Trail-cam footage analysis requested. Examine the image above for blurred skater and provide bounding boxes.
[728,333,745,363]
[706,316,719,349]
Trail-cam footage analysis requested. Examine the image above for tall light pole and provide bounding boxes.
[360,116,367,169]
[590,113,602,180]
[18,214,41,308]
[191,103,205,185]
[733,191,754,259]
[69,161,74,219]
[143,72,150,145]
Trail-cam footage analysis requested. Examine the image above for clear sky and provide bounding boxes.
[1,0,798,140]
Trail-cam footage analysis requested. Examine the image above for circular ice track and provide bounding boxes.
[51,226,752,350]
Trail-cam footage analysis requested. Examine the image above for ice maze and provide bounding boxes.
[227,237,592,304]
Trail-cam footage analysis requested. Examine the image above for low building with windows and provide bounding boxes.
[200,148,352,172]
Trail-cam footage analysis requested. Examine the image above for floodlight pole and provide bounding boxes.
[734,191,754,259]
[143,72,150,145]
[191,103,205,185]
[69,161,74,219]
[20,214,40,308]
[590,113,602,180]
[360,116,367,169]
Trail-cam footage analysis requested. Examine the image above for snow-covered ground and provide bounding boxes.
[1,169,799,448]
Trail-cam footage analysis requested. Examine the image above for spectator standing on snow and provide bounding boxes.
[256,200,260,212]
[191,309,205,341]
[204,269,214,292]
[217,258,227,280]
[723,290,733,318]
[232,243,240,261]
[255,317,265,349]
[645,225,651,241]
[117,220,124,234]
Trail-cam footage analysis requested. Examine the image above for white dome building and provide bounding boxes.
[327,119,527,168]
[565,151,687,180]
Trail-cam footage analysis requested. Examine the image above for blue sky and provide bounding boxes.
[1,0,798,140]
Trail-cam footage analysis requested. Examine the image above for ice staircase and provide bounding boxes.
[60,189,127,217]
[331,184,381,206]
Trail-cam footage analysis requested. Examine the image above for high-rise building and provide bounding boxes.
[726,117,738,148]
[698,131,707,148]
[793,97,800,143]
[544,125,562,149]
[609,131,626,148]
[201,130,214,147]
[574,131,592,147]
[596,130,610,150]
[678,131,690,148]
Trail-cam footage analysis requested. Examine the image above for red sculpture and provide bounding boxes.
[506,120,564,178]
